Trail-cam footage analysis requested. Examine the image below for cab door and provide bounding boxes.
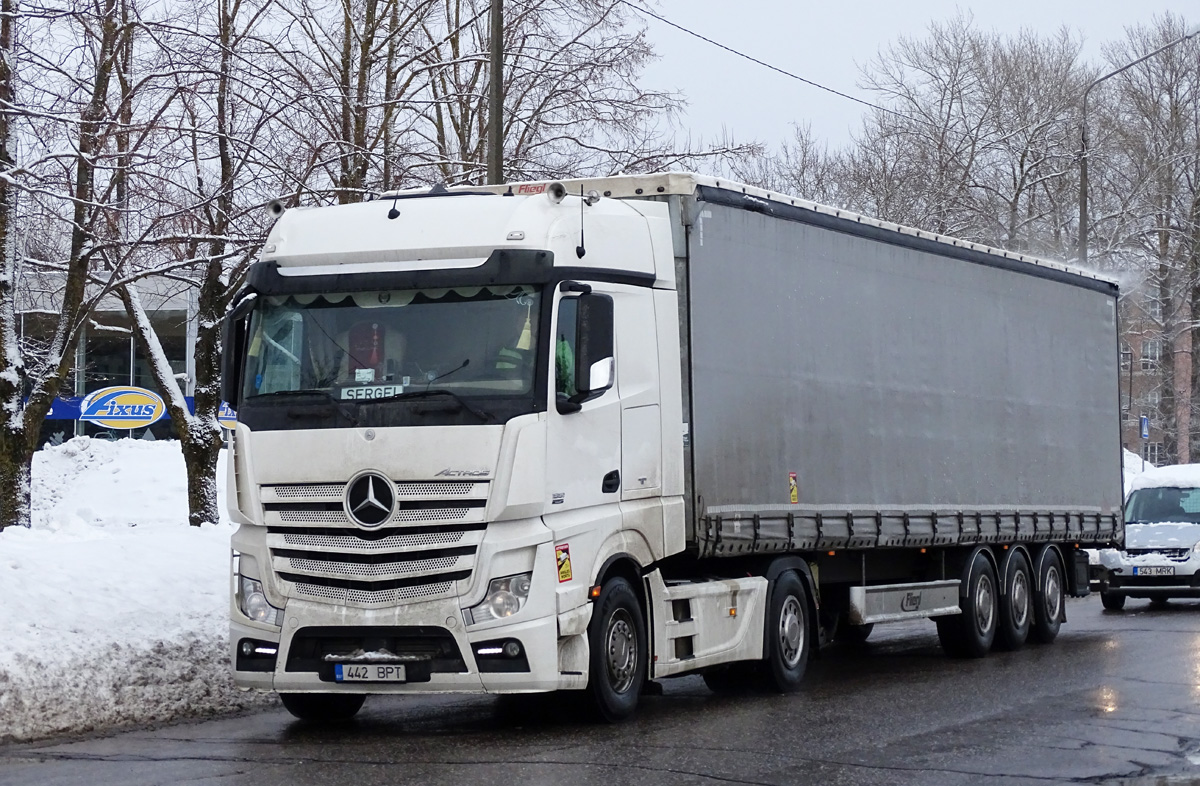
[544,284,622,517]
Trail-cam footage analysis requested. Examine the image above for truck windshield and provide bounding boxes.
[1125,486,1200,524]
[238,285,541,428]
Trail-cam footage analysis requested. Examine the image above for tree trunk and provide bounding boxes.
[0,428,34,529]
[181,431,221,527]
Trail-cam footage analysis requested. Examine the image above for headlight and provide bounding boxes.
[236,573,284,626]
[1192,540,1200,553]
[464,573,532,626]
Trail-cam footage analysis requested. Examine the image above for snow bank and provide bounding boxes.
[0,437,271,742]
[1123,449,1153,496]
[1128,462,1200,494]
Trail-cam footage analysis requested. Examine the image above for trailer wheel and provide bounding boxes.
[586,576,646,722]
[995,551,1032,651]
[1100,589,1126,612]
[1032,551,1066,642]
[936,551,998,658]
[764,571,811,692]
[279,693,365,722]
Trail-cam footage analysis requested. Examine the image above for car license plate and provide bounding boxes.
[1132,566,1174,576]
[334,663,407,682]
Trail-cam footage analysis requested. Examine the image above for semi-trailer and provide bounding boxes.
[222,172,1124,721]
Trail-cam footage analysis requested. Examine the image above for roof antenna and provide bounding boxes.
[387,196,400,220]
[576,185,586,258]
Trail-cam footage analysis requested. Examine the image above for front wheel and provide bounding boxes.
[279,692,365,722]
[763,571,811,692]
[586,576,647,722]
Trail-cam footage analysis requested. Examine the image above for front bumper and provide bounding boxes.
[1096,548,1200,597]
[231,596,564,694]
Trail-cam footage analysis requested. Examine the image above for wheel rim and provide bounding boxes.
[605,609,637,694]
[1011,568,1030,627]
[1044,565,1062,621]
[975,573,995,635]
[778,595,805,668]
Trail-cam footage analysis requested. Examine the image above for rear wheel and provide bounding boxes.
[936,551,998,658]
[995,551,1032,651]
[586,577,646,722]
[763,571,811,692]
[279,692,365,722]
[1031,551,1066,642]
[1100,590,1127,611]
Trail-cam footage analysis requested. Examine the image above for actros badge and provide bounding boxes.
[344,472,395,528]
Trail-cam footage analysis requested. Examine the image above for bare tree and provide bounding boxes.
[0,0,138,530]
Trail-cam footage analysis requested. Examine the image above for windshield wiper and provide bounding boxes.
[358,388,493,422]
[247,389,359,425]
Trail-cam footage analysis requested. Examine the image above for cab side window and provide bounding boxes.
[556,298,578,399]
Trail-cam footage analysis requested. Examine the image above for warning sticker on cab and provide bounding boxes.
[556,544,573,583]
[789,472,799,504]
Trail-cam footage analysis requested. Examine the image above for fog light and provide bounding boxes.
[465,572,533,625]
[503,641,521,658]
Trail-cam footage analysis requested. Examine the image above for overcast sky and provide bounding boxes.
[635,0,1196,151]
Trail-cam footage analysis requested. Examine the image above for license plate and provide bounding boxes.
[334,663,407,682]
[1132,566,1175,576]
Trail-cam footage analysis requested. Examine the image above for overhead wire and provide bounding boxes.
[613,0,910,122]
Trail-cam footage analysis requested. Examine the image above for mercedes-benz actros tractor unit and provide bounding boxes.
[221,172,1123,722]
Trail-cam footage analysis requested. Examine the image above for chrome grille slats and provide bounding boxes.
[260,478,489,607]
[270,527,484,554]
[272,551,473,582]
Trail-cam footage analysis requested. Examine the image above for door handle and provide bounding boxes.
[602,470,620,494]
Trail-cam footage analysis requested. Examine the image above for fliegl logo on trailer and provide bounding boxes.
[79,386,167,430]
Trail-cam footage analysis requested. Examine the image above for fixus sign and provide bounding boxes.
[79,386,167,430]
[217,402,237,429]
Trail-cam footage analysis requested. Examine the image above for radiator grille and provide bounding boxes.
[261,478,488,607]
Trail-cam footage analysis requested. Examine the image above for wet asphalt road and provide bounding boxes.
[4,596,1200,786]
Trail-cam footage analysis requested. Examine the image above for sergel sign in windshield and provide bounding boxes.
[79,386,167,430]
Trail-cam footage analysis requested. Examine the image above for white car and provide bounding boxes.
[1097,463,1200,610]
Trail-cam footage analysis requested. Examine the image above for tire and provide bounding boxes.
[834,621,875,645]
[586,576,647,722]
[763,571,811,692]
[1100,590,1127,611]
[936,551,998,658]
[1031,551,1067,642]
[995,551,1032,651]
[702,662,760,693]
[279,692,366,722]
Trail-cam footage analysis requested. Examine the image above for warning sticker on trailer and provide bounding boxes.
[789,472,799,504]
[556,544,573,583]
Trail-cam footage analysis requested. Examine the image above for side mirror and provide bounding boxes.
[569,292,615,406]
[220,292,257,407]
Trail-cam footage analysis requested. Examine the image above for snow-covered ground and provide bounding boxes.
[0,438,270,742]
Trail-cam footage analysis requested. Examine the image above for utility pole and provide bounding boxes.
[487,0,503,185]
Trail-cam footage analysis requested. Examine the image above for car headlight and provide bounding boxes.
[464,573,532,626]
[235,560,284,626]
[1192,540,1200,554]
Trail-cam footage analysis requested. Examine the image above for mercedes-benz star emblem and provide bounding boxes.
[345,472,394,528]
